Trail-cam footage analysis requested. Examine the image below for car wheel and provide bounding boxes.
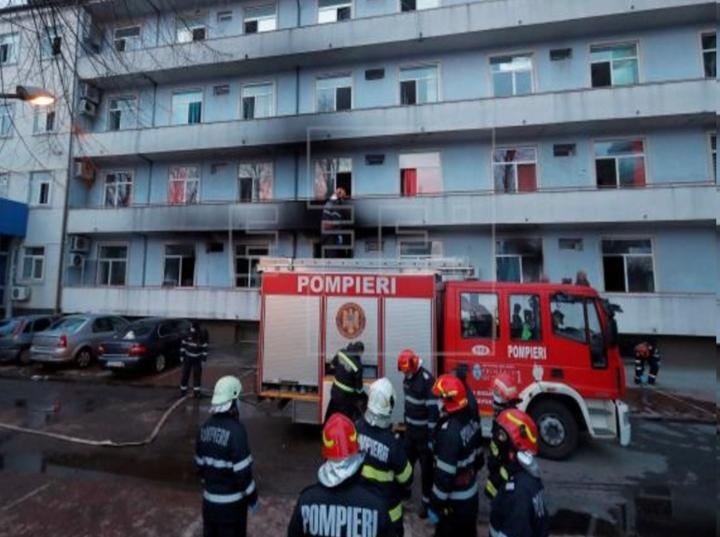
[18,349,31,365]
[529,399,579,460]
[153,354,167,374]
[76,348,94,369]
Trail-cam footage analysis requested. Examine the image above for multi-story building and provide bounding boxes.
[0,2,80,316]
[14,0,716,349]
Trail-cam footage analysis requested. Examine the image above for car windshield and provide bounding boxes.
[49,317,87,333]
[121,322,155,340]
[0,319,19,335]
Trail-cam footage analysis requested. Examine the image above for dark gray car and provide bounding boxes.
[0,315,57,364]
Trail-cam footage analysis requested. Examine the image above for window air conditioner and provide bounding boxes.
[74,160,96,182]
[11,286,30,301]
[69,253,86,268]
[81,82,101,103]
[79,98,98,117]
[70,235,90,253]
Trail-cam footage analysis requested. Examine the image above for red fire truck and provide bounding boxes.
[257,258,630,459]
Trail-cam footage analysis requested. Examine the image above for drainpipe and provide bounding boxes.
[141,235,148,286]
[296,0,301,26]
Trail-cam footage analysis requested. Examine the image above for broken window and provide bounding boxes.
[594,139,645,188]
[590,43,638,87]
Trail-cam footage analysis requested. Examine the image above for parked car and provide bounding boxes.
[98,318,192,373]
[0,315,57,364]
[30,314,128,368]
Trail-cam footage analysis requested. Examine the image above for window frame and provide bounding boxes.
[315,73,353,113]
[489,52,535,97]
[312,156,353,199]
[398,62,440,105]
[600,237,657,294]
[162,243,197,288]
[397,238,437,259]
[317,0,353,24]
[40,26,61,59]
[592,137,647,189]
[113,24,141,52]
[95,242,129,287]
[234,242,270,288]
[0,32,19,65]
[588,40,640,88]
[168,164,201,205]
[32,105,56,134]
[239,81,276,120]
[243,2,277,33]
[0,103,14,138]
[398,150,443,196]
[460,291,500,340]
[21,246,45,282]
[103,170,134,207]
[494,238,544,283]
[30,172,52,207]
[171,89,204,125]
[491,144,539,193]
[107,94,139,131]
[699,30,716,79]
[237,161,274,202]
[709,132,717,182]
[399,0,440,12]
[508,293,542,342]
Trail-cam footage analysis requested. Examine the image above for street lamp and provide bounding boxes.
[0,85,55,106]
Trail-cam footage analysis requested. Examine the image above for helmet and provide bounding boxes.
[348,341,365,354]
[211,376,242,406]
[322,413,360,460]
[367,378,395,418]
[492,372,519,407]
[634,342,651,358]
[397,349,420,375]
[496,408,538,455]
[431,374,468,414]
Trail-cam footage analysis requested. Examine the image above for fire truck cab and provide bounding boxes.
[257,258,630,459]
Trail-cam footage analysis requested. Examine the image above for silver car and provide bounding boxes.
[30,314,128,368]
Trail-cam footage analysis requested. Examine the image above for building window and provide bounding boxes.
[490,54,533,97]
[400,65,438,105]
[238,162,273,202]
[314,157,352,199]
[40,27,61,58]
[244,4,277,33]
[460,292,499,339]
[398,240,432,258]
[401,0,439,11]
[22,247,44,281]
[594,139,645,188]
[176,13,207,43]
[702,32,716,78]
[33,106,56,134]
[493,147,537,193]
[241,83,274,119]
[590,43,638,87]
[235,244,269,287]
[97,245,128,286]
[104,172,133,207]
[163,245,195,287]
[171,90,202,125]
[496,239,543,282]
[30,173,51,206]
[550,294,601,346]
[217,10,233,23]
[602,239,655,293]
[108,96,138,131]
[0,33,19,64]
[318,0,352,23]
[168,166,200,205]
[711,134,717,182]
[509,294,541,341]
[0,173,8,198]
[316,75,352,112]
[0,104,13,138]
[113,25,141,51]
[399,152,442,196]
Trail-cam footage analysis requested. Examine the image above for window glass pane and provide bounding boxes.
[515,71,532,95]
[590,62,611,87]
[166,244,195,256]
[610,44,636,59]
[416,76,437,103]
[492,71,513,97]
[627,256,654,292]
[246,4,275,18]
[33,258,43,279]
[704,51,716,78]
[612,58,638,85]
[595,159,617,188]
[163,258,180,285]
[460,292,499,339]
[336,86,352,111]
[400,80,416,105]
[602,239,652,255]
[702,32,716,50]
[550,294,587,343]
[400,65,436,81]
[617,156,645,187]
[602,256,625,292]
[509,294,541,341]
[496,256,520,282]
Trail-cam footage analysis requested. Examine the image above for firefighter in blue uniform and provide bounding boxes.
[356,378,413,536]
[485,372,522,500]
[633,340,661,385]
[180,321,209,398]
[429,374,483,537]
[489,408,549,537]
[325,341,366,422]
[397,348,438,518]
[195,376,258,537]
[287,413,395,537]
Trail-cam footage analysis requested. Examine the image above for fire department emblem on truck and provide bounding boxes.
[336,302,366,339]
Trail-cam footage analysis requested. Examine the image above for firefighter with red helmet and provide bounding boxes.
[489,408,549,537]
[633,340,661,385]
[429,374,483,537]
[397,349,438,518]
[287,413,394,537]
[485,372,522,500]
[324,341,366,422]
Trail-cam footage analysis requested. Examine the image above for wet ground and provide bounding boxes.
[0,348,716,536]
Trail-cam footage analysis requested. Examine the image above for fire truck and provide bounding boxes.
[257,257,631,459]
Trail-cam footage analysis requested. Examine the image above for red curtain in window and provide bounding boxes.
[631,142,646,186]
[168,180,184,204]
[517,164,537,192]
[401,168,417,197]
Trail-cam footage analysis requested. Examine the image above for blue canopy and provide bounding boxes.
[0,198,28,237]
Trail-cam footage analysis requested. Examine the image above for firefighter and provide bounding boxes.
[429,374,483,537]
[180,321,209,398]
[634,340,661,385]
[454,363,479,419]
[325,341,366,422]
[489,408,549,537]
[287,413,394,537]
[397,348,438,518]
[195,376,258,537]
[321,186,350,258]
[357,378,413,536]
[485,372,522,500]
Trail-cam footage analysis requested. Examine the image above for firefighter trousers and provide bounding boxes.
[202,502,248,537]
[181,358,203,393]
[634,356,660,384]
[405,433,433,509]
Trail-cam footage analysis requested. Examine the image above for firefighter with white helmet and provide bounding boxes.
[356,378,413,536]
[195,376,258,537]
[486,371,522,500]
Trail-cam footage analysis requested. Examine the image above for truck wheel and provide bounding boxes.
[529,399,578,460]
[76,348,94,369]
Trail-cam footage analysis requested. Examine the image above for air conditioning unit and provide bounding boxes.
[11,286,30,302]
[70,235,90,253]
[192,27,206,41]
[74,160,96,182]
[80,82,101,104]
[79,98,98,117]
[68,253,86,268]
